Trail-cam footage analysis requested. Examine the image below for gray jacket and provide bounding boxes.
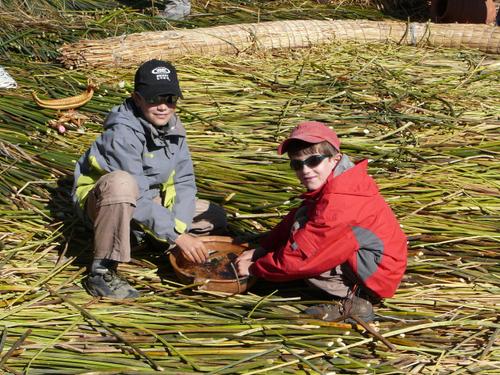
[72,98,196,243]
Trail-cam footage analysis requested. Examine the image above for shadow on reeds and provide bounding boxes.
[46,176,94,269]
[377,0,430,22]
[251,278,335,300]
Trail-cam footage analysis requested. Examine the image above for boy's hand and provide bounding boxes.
[235,249,255,277]
[175,234,208,263]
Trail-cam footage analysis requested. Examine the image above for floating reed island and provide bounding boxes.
[0,0,499,374]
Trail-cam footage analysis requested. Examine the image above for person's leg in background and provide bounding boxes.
[162,0,191,20]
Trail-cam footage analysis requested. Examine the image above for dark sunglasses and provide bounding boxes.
[290,154,331,171]
[144,95,179,105]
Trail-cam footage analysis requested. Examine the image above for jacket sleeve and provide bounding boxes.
[250,198,360,281]
[259,208,298,251]
[98,127,184,243]
[169,137,197,234]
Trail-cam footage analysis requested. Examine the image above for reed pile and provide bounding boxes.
[0,1,499,374]
[0,0,390,62]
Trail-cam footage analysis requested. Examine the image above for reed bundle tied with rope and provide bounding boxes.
[59,19,500,69]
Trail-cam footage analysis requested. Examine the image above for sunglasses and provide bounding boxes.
[289,154,331,171]
[144,95,179,105]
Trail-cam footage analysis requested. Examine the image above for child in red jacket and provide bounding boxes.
[235,121,407,322]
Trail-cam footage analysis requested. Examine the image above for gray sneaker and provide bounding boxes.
[305,295,374,322]
[85,270,140,299]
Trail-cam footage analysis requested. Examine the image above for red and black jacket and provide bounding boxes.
[250,158,407,298]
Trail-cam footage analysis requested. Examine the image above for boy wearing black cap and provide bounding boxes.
[72,59,226,299]
[235,121,407,322]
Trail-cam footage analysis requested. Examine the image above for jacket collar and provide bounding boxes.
[128,99,186,139]
[299,154,353,200]
[300,155,376,200]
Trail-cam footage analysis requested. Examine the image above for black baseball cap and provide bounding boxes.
[134,59,183,100]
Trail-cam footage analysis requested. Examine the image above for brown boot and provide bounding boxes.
[305,295,374,322]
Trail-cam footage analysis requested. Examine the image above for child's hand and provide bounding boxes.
[174,233,208,263]
[235,249,255,277]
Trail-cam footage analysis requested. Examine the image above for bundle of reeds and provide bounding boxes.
[58,19,500,69]
[0,1,390,62]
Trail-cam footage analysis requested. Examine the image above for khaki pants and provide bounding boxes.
[306,264,380,303]
[306,265,356,298]
[86,171,227,263]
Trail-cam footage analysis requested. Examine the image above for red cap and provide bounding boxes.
[277,121,340,155]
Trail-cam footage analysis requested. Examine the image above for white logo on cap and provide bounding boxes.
[151,67,171,81]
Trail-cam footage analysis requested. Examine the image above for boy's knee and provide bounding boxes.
[95,171,139,205]
[192,200,228,235]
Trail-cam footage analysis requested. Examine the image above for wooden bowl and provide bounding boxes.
[169,235,256,294]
